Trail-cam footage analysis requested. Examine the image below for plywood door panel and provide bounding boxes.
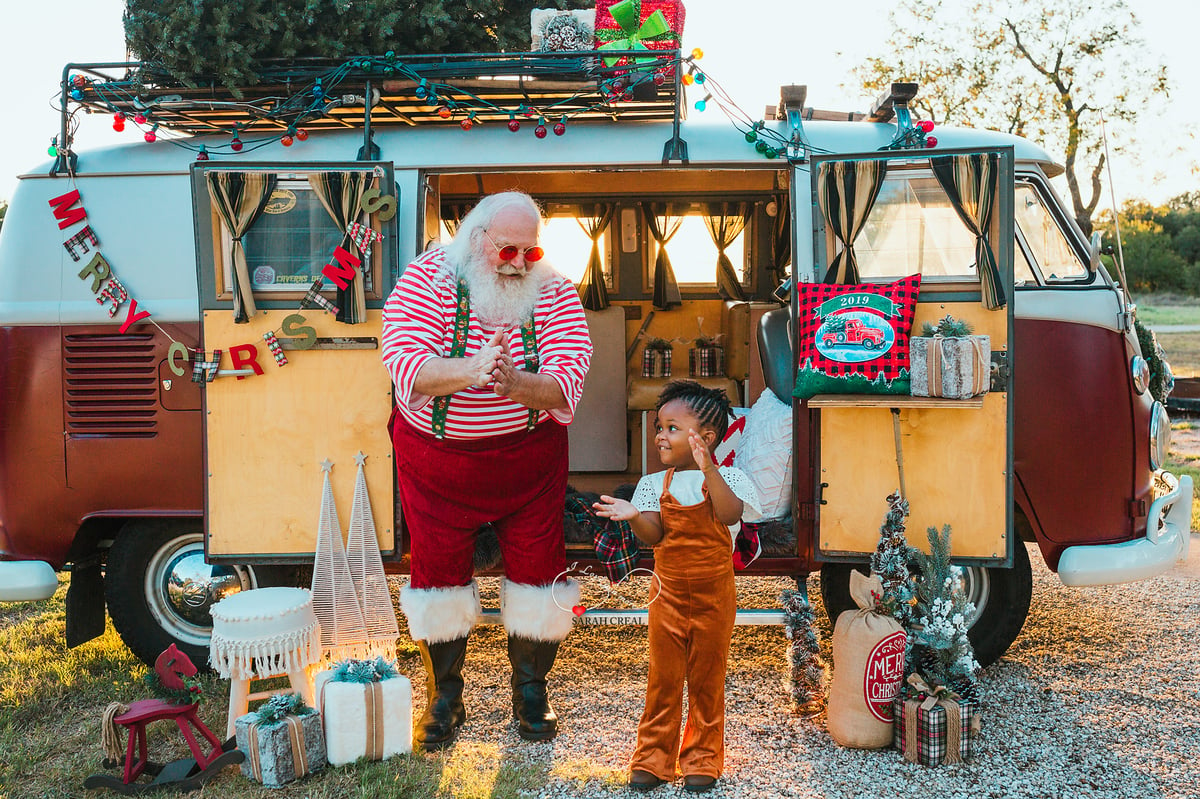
[203,309,395,557]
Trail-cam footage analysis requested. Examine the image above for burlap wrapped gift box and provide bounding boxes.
[314,668,412,766]
[234,709,326,787]
[910,334,990,399]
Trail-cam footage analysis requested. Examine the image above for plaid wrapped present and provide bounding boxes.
[892,674,978,766]
[567,495,640,582]
[595,0,686,80]
[689,341,724,378]
[641,338,673,378]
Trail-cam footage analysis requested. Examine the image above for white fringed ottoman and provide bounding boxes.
[210,587,322,738]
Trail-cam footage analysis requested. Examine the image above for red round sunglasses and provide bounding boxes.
[484,229,544,263]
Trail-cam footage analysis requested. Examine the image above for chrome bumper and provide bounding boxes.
[0,560,59,601]
[1058,473,1194,586]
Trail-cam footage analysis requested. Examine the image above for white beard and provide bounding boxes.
[462,252,549,327]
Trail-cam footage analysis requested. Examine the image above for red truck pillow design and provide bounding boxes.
[792,274,922,399]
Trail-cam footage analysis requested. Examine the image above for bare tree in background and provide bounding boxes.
[853,0,1168,236]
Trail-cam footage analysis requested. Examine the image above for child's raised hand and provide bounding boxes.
[593,495,638,522]
[688,428,713,471]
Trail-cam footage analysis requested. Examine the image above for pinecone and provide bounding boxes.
[951,677,981,706]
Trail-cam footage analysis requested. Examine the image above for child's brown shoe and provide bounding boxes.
[629,770,667,792]
[683,775,717,793]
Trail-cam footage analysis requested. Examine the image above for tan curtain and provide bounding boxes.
[931,153,1005,310]
[817,159,888,284]
[576,203,614,311]
[642,203,682,310]
[308,172,373,324]
[207,172,277,323]
[704,202,749,301]
[769,193,791,295]
[442,202,474,239]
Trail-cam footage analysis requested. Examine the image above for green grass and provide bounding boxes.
[1133,293,1200,327]
[0,583,538,799]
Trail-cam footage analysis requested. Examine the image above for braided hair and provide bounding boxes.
[656,379,732,441]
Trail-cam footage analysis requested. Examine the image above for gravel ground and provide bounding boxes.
[394,538,1200,799]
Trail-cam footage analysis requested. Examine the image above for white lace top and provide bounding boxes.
[631,466,763,539]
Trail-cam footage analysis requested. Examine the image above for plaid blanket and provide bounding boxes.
[566,496,640,582]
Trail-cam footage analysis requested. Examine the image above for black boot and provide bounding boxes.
[414,637,468,751]
[508,636,560,741]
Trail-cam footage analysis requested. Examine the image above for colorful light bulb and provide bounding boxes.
[925,135,938,148]
[682,73,695,86]
[534,123,548,139]
[691,48,704,60]
[553,120,566,136]
[144,127,157,143]
[133,113,146,125]
[196,146,209,161]
[918,119,935,133]
[281,134,294,147]
[295,128,308,141]
[437,105,452,119]
[695,93,712,112]
[508,118,521,132]
[231,137,244,152]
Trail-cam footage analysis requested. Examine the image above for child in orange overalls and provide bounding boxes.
[593,380,761,793]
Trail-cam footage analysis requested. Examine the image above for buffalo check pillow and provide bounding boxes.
[792,274,922,399]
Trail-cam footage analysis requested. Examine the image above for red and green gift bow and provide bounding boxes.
[596,0,679,67]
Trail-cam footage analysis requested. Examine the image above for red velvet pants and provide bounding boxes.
[390,412,569,590]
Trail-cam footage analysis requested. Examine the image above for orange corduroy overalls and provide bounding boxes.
[630,468,737,781]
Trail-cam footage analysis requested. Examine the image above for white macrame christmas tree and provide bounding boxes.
[346,452,399,658]
[311,459,370,661]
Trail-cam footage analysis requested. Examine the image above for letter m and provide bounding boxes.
[321,246,361,290]
[48,190,87,230]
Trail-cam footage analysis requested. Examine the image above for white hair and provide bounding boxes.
[442,191,544,272]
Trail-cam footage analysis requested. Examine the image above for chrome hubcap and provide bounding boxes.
[144,533,252,646]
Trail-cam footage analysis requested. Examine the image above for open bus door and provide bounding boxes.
[794,147,1023,666]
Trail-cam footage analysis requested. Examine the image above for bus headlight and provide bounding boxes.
[1150,401,1171,470]
[1131,355,1150,395]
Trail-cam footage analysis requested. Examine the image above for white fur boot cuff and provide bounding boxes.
[500,578,580,642]
[400,582,480,643]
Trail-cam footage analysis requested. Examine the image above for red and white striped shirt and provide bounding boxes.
[382,247,593,440]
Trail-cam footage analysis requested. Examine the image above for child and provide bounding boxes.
[593,380,761,793]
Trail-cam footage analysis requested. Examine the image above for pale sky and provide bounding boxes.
[1,0,1196,205]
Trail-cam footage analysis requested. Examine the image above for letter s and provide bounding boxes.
[281,313,317,350]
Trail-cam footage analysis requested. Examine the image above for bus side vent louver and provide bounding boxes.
[64,333,159,438]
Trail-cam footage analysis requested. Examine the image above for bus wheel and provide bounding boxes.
[818,541,1032,668]
[105,520,255,668]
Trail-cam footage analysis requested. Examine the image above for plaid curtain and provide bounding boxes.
[817,159,888,284]
[576,203,614,311]
[207,172,277,323]
[307,172,373,324]
[642,203,682,310]
[704,202,749,301]
[931,153,1005,310]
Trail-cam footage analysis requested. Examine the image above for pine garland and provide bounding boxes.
[142,669,204,705]
[919,314,974,338]
[1134,319,1172,404]
[908,524,983,702]
[780,589,826,715]
[329,656,399,683]
[869,491,918,629]
[253,692,315,727]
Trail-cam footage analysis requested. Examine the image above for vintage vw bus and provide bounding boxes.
[0,54,1190,670]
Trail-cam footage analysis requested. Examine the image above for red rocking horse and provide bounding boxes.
[84,645,244,795]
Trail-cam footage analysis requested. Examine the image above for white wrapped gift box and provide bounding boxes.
[315,670,412,765]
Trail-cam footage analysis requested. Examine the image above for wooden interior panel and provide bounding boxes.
[204,309,395,557]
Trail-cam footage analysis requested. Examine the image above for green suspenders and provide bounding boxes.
[430,280,540,439]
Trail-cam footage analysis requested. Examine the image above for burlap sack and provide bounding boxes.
[827,571,907,749]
